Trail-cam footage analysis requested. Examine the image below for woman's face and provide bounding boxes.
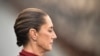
[36,15,57,51]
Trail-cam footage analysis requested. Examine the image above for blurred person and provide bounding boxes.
[14,8,57,56]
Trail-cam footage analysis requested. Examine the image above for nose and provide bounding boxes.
[53,31,57,39]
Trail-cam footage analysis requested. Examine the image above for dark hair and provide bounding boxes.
[14,8,47,47]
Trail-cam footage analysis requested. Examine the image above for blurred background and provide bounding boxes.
[0,0,100,56]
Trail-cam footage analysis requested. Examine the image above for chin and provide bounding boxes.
[44,46,52,51]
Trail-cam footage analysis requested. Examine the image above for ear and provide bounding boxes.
[29,28,37,41]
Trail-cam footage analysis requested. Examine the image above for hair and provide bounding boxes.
[14,8,48,47]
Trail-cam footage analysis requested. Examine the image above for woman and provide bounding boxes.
[14,8,57,56]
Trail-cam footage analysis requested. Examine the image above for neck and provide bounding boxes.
[23,42,45,56]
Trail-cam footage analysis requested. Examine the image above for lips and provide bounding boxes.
[50,42,52,44]
[50,40,53,44]
[50,42,53,44]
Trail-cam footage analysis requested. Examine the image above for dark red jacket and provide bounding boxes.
[19,49,38,56]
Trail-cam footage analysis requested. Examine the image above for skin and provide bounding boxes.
[23,15,57,56]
